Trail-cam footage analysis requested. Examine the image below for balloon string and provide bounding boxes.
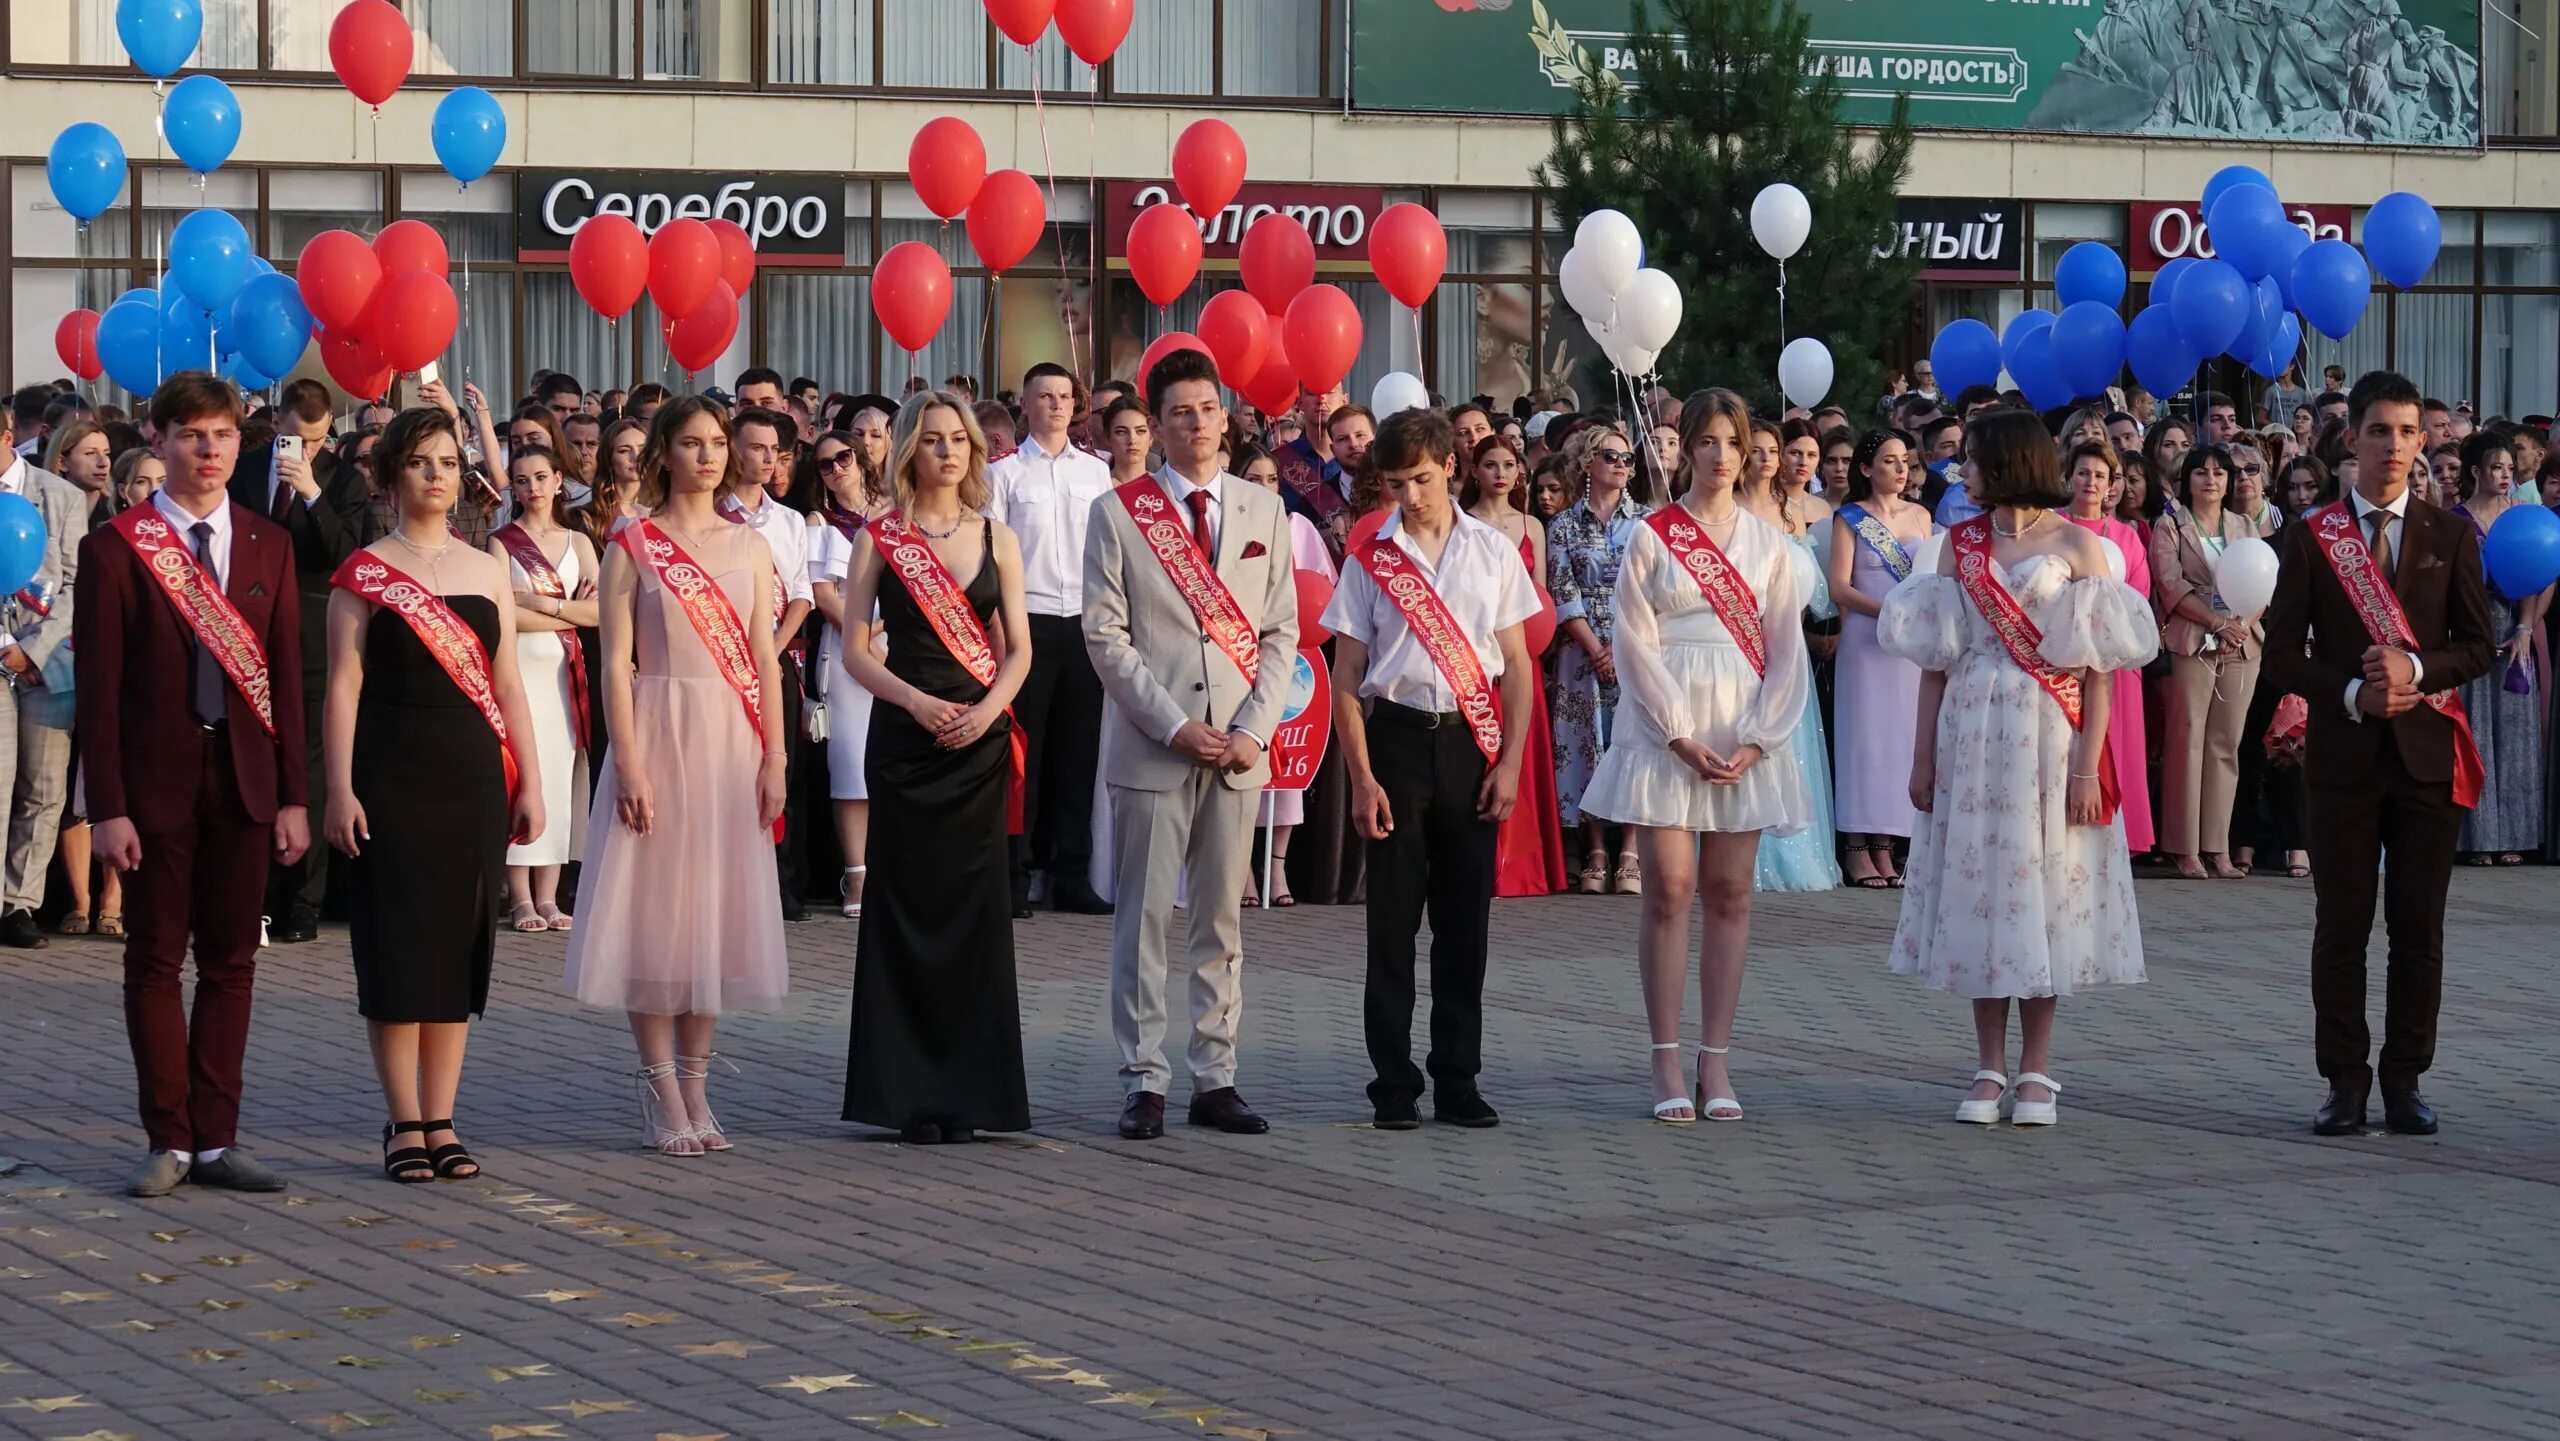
[1081,70,1099,391]
[1028,53,1075,387]
[1776,259,1788,399]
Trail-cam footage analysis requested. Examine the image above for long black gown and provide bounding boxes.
[348,597,509,1022]
[842,521,1030,1134]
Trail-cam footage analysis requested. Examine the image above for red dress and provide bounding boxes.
[1496,532,1569,897]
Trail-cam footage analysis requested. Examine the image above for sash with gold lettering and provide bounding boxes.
[1348,537,1504,764]
[618,521,764,745]
[331,552,521,802]
[111,504,276,738]
[2308,501,2485,808]
[492,524,590,751]
[1276,439,1350,532]
[1645,507,1768,677]
[1114,474,1261,686]
[1835,501,1914,583]
[867,512,1026,834]
[1949,516,2119,822]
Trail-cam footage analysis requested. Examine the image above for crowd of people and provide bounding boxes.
[22,335,2537,1193]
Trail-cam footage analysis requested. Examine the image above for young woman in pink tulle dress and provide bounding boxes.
[2061,439,2154,854]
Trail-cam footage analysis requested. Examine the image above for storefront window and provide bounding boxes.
[1435,194,1537,410]
[2030,203,2126,290]
[883,0,987,88]
[1116,0,1213,96]
[269,0,512,74]
[879,186,991,393]
[7,0,256,67]
[522,272,625,405]
[767,0,871,86]
[266,171,384,265]
[400,172,516,403]
[1223,0,1327,98]
[12,161,132,260]
[2483,0,2559,139]
[2481,211,2560,419]
[996,25,1097,94]
[761,181,877,392]
[993,220,1095,390]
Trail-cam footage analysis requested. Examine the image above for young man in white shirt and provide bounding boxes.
[1322,408,1538,1132]
[728,406,816,920]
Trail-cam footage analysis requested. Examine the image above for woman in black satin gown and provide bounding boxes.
[835,391,1034,1143]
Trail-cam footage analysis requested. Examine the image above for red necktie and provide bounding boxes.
[1186,489,1214,557]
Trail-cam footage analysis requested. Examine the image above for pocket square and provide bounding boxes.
[1241,540,1268,559]
[248,582,268,597]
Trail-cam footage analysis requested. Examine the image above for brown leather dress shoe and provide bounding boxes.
[1185,1087,1269,1135]
[1117,1092,1165,1140]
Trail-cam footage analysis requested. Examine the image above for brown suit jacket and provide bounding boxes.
[73,503,308,831]
[2260,496,2496,790]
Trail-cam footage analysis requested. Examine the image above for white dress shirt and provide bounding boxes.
[1322,509,1538,712]
[987,432,1115,616]
[1160,466,1227,558]
[721,488,812,621]
[155,487,234,584]
[2341,487,2422,720]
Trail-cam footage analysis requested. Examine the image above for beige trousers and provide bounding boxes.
[2161,650,2261,855]
[1107,768,1254,1097]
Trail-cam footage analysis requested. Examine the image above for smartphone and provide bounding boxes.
[273,432,303,485]
[418,360,442,389]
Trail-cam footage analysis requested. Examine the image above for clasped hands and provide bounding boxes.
[910,693,1001,751]
[2357,644,2421,718]
[1670,737,1762,786]
[1172,719,1261,773]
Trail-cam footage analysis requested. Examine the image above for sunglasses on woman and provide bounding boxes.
[1593,448,1635,467]
[819,451,856,471]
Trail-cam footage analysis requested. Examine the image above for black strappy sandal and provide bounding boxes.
[421,1119,479,1180]
[381,1121,435,1184]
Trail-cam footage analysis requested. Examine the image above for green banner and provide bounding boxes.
[1350,0,2481,148]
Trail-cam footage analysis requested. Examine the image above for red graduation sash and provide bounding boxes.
[1348,535,1504,764]
[112,504,276,738]
[867,512,1026,834]
[2309,501,2485,809]
[330,552,521,802]
[618,520,765,747]
[1645,506,1768,677]
[1115,474,1262,686]
[492,523,591,751]
[1949,516,2119,821]
[1276,440,1349,526]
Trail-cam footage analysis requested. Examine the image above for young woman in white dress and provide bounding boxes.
[1579,390,1811,1124]
[806,430,885,917]
[1879,410,2158,1127]
[490,445,599,931]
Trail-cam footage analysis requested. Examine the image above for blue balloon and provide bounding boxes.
[2249,313,2302,382]
[2169,259,2249,358]
[2125,305,2199,401]
[230,272,314,380]
[250,255,277,276]
[2051,301,2126,399]
[2150,256,2197,312]
[220,351,274,393]
[116,0,202,79]
[112,286,159,312]
[2206,185,2291,282]
[2227,276,2284,364]
[47,123,128,224]
[0,495,48,597]
[2484,504,2560,600]
[160,296,217,371]
[96,296,166,396]
[2291,238,2371,340]
[169,206,253,311]
[1928,318,2002,398]
[2200,165,2276,220]
[2001,308,2057,382]
[2053,242,2127,311]
[162,74,241,174]
[431,86,508,187]
[2364,191,2442,289]
[2261,221,2311,312]
[2008,327,2073,412]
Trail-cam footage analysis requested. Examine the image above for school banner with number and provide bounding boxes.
[1265,650,1332,794]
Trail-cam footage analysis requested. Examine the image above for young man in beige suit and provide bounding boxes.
[1082,348,1299,1140]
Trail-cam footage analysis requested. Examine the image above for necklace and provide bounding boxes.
[1991,510,2048,539]
[1689,497,1740,526]
[389,528,451,585]
[912,511,966,540]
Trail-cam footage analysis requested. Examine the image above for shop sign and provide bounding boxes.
[2129,200,2352,275]
[1101,182,1387,264]
[515,169,846,264]
[1875,199,2022,281]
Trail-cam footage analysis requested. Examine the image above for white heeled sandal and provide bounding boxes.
[1696,1044,1742,1122]
[840,865,866,919]
[634,1062,702,1157]
[2009,1072,2060,1127]
[1648,1042,1694,1125]
[675,1053,739,1151]
[1955,1070,2009,1125]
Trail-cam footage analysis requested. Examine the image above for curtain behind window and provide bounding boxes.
[769,0,871,84]
[529,0,631,76]
[883,0,985,87]
[1222,0,1324,97]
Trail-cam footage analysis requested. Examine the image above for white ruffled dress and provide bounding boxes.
[1580,510,1811,835]
[1878,554,2159,999]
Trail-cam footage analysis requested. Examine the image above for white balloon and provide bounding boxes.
[2097,536,2127,583]
[1370,371,1429,418]
[1581,309,1619,351]
[1912,529,1947,575]
[1617,269,1683,352]
[2212,534,2281,617]
[1750,183,1812,261]
[1558,247,1615,322]
[1574,210,1644,296]
[1615,345,1659,377]
[1777,336,1833,409]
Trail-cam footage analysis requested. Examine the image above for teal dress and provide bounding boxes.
[1756,530,1843,892]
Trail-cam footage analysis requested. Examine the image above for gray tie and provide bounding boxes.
[190,521,225,726]
[2367,509,2396,583]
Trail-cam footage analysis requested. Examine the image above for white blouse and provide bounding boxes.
[1608,507,1810,756]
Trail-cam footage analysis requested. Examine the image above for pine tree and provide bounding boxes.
[1539,0,1920,415]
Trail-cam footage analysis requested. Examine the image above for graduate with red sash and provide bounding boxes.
[1323,409,1539,1132]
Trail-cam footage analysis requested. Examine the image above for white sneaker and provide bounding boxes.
[2009,1072,2061,1127]
[1955,1070,2008,1125]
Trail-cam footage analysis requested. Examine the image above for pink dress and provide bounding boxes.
[564,526,789,1016]
[2069,513,2155,853]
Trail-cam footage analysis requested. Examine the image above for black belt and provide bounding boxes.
[1369,699,1466,730]
[197,719,229,735]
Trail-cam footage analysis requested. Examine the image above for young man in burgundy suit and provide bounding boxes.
[76,372,310,1197]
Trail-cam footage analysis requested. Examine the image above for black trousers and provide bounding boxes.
[1010,612,1103,901]
[773,652,806,911]
[2304,728,2464,1093]
[262,684,326,918]
[1362,704,1498,1106]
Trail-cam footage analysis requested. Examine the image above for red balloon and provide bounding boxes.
[366,270,457,373]
[372,219,449,280]
[1127,204,1203,308]
[319,327,393,401]
[1349,507,1391,549]
[666,280,739,374]
[1293,567,1335,648]
[984,0,1056,48]
[1134,332,1211,401]
[1055,0,1133,65]
[1242,351,1298,418]
[1369,202,1447,310]
[568,214,647,320]
[1282,284,1363,394]
[908,117,987,221]
[1240,213,1314,316]
[1172,119,1247,219]
[874,241,953,353]
[1522,586,1559,657]
[1196,289,1270,389]
[328,0,412,107]
[965,169,1046,275]
[648,218,721,321]
[296,229,384,332]
[707,218,757,298]
[55,310,102,382]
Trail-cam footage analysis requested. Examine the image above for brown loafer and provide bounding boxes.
[1116,1092,1165,1141]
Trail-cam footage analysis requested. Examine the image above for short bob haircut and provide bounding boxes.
[372,407,465,512]
[886,389,992,516]
[1969,409,2073,509]
[1370,406,1457,475]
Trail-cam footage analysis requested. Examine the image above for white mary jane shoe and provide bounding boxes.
[2009,1072,2060,1127]
[1955,1070,2008,1125]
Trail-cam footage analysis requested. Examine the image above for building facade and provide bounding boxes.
[5,1,2556,415]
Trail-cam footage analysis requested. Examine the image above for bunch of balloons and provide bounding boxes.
[560,212,754,373]
[1557,209,1681,377]
[1750,183,1835,407]
[293,223,461,400]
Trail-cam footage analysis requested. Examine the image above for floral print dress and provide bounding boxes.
[1546,495,1653,829]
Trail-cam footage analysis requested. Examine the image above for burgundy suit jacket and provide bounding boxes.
[74,503,308,832]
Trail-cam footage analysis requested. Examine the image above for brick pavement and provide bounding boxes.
[3,869,2558,1440]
